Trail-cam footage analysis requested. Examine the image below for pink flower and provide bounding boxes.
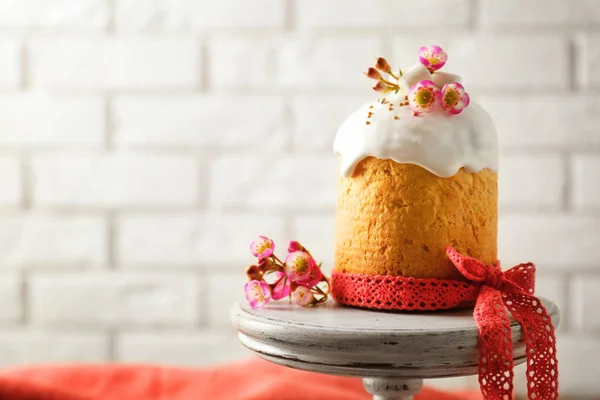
[418,45,447,72]
[287,241,302,252]
[244,280,271,308]
[296,264,323,287]
[249,236,274,259]
[441,82,470,115]
[292,286,315,307]
[408,80,441,115]
[284,251,315,282]
[268,271,292,300]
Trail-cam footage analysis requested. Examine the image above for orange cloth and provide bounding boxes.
[0,357,482,400]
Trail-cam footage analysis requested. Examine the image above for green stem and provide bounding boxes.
[271,254,284,265]
[380,77,399,88]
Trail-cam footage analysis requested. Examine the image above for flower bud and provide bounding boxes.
[257,257,273,272]
[373,81,387,93]
[292,286,315,307]
[287,240,303,252]
[365,67,381,80]
[246,264,262,281]
[375,57,391,72]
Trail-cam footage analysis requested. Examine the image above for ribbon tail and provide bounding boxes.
[474,285,514,399]
[504,292,559,399]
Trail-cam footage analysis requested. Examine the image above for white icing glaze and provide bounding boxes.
[333,91,498,178]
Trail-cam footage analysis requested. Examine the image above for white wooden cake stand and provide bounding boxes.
[231,299,559,400]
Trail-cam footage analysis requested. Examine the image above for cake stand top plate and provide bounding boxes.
[231,299,559,379]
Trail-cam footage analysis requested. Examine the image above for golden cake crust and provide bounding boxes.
[334,157,498,280]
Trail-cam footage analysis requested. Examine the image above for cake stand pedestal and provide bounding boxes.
[231,299,559,400]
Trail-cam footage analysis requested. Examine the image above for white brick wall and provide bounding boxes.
[499,154,565,211]
[210,155,337,210]
[32,153,199,208]
[0,214,106,268]
[30,272,202,328]
[295,0,471,29]
[209,36,384,90]
[0,156,22,207]
[480,95,600,149]
[572,154,600,210]
[113,95,287,149]
[0,330,108,366]
[116,331,249,366]
[0,1,596,398]
[0,39,21,88]
[0,275,22,323]
[29,38,200,90]
[116,212,286,268]
[115,0,285,31]
[0,94,105,148]
[0,0,107,31]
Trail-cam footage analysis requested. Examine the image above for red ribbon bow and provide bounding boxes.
[446,246,558,400]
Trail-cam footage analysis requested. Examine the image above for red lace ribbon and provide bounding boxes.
[331,246,558,400]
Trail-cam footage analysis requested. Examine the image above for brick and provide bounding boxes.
[0,275,21,323]
[29,38,200,90]
[0,94,104,148]
[113,95,286,149]
[210,155,337,210]
[393,36,569,90]
[209,36,383,89]
[116,330,249,366]
[0,156,21,207]
[206,273,247,326]
[207,37,273,89]
[116,213,285,269]
[479,96,600,149]
[570,275,600,331]
[572,154,600,210]
[577,34,600,89]
[534,273,566,323]
[0,0,107,30]
[480,0,600,29]
[30,272,201,328]
[0,39,20,88]
[498,214,600,270]
[552,334,600,396]
[0,330,108,366]
[291,96,368,152]
[499,154,565,210]
[116,0,284,31]
[32,153,199,208]
[290,214,335,270]
[0,214,106,268]
[297,0,470,29]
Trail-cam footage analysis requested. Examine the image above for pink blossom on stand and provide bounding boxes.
[249,236,275,259]
[244,280,271,308]
[285,251,315,282]
[292,286,315,307]
[296,264,323,288]
[287,241,303,252]
[268,271,292,300]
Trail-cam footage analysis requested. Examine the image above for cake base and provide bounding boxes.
[331,271,478,311]
[335,158,498,281]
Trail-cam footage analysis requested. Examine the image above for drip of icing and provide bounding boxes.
[333,91,498,178]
